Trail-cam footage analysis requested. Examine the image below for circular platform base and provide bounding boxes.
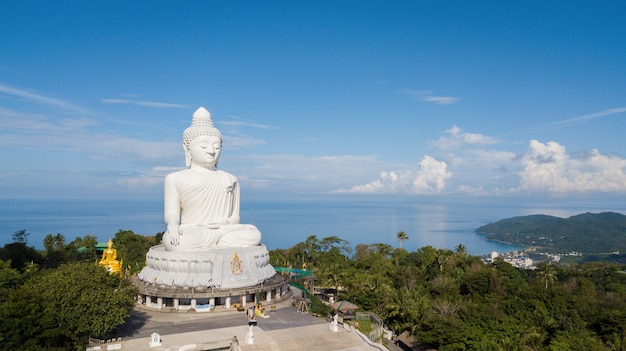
[138,244,276,289]
[133,274,292,312]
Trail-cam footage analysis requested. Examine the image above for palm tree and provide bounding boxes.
[455,243,466,255]
[319,262,340,290]
[539,263,557,289]
[385,286,428,334]
[396,231,408,249]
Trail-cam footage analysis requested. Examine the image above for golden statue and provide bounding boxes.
[99,239,122,274]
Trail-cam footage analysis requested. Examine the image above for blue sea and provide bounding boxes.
[1,196,624,256]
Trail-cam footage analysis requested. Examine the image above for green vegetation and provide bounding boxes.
[0,262,137,350]
[271,235,626,350]
[0,229,151,350]
[356,318,374,334]
[4,224,626,350]
[112,229,162,274]
[476,212,626,254]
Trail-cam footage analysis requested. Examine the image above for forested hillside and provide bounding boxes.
[272,235,626,350]
[476,212,626,254]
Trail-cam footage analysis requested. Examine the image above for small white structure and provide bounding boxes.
[245,323,255,345]
[490,251,499,260]
[246,307,257,344]
[149,332,162,347]
[329,313,339,332]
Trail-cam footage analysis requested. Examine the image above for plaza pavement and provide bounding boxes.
[105,286,386,351]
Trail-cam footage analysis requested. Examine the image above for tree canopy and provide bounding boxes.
[271,235,626,350]
[0,229,155,350]
[0,262,137,350]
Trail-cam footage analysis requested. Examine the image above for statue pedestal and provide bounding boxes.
[138,245,275,289]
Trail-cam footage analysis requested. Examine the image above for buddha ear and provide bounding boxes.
[183,143,191,168]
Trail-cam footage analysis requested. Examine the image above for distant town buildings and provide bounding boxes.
[484,250,534,269]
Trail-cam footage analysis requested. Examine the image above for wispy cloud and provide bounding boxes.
[422,95,459,105]
[0,107,180,160]
[216,116,276,148]
[223,135,267,148]
[101,98,186,108]
[117,166,180,190]
[549,107,626,127]
[0,107,97,134]
[221,117,276,130]
[0,85,180,162]
[401,89,459,105]
[0,83,89,114]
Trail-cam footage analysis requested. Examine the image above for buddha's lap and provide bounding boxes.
[164,224,261,250]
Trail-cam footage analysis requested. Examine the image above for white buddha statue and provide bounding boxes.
[138,107,275,289]
[162,107,262,250]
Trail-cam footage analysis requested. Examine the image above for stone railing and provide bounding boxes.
[86,337,122,350]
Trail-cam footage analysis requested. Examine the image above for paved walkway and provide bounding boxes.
[94,287,381,351]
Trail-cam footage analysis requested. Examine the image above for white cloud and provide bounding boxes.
[413,156,452,192]
[422,95,459,105]
[330,127,626,197]
[515,140,626,193]
[430,130,626,195]
[332,155,451,194]
[332,170,408,194]
[425,126,518,192]
[430,125,500,150]
[401,89,459,105]
[101,98,186,108]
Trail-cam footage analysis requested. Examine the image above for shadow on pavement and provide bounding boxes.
[111,310,150,338]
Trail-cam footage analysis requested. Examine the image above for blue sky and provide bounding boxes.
[1,1,625,201]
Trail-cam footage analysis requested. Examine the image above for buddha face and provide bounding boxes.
[188,135,222,169]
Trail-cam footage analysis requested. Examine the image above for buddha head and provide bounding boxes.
[183,107,223,168]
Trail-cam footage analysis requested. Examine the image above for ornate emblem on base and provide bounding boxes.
[231,251,243,275]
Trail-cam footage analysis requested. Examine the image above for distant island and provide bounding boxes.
[476,212,626,254]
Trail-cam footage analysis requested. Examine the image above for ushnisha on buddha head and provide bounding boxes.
[182,107,223,169]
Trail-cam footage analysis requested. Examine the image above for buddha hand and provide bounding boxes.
[167,224,181,246]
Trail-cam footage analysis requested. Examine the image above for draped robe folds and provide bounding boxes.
[162,169,262,250]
